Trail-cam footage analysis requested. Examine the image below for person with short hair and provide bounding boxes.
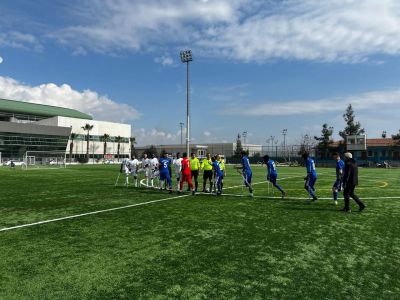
[173,153,182,191]
[142,153,151,187]
[212,156,223,195]
[217,155,226,190]
[180,152,195,195]
[302,152,318,202]
[263,155,285,198]
[190,152,200,192]
[159,152,173,193]
[201,153,213,192]
[342,152,366,213]
[332,152,345,205]
[241,150,253,197]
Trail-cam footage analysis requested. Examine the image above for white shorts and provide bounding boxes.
[124,166,130,176]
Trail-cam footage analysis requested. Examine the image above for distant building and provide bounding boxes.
[0,98,131,162]
[135,143,262,159]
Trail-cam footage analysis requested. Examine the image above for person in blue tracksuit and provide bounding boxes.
[263,155,285,198]
[332,152,345,205]
[241,151,253,197]
[212,156,224,195]
[302,152,318,202]
[159,153,173,193]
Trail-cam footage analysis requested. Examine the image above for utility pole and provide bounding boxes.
[179,122,184,145]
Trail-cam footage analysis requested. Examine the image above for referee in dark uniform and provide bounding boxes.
[342,152,366,213]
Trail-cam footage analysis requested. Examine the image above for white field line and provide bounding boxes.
[2,175,303,233]
[1,173,398,232]
[220,194,400,200]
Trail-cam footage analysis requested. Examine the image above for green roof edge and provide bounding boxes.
[0,98,93,120]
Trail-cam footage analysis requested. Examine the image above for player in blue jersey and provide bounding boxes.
[241,151,253,197]
[159,152,173,193]
[212,156,224,195]
[332,152,345,205]
[302,152,318,202]
[263,155,286,198]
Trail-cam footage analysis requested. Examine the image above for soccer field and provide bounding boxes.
[1,165,399,299]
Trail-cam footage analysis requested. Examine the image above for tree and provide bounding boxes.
[392,130,400,145]
[234,133,243,158]
[69,133,76,163]
[339,104,365,139]
[101,133,110,158]
[145,145,159,158]
[382,131,387,139]
[81,124,94,162]
[314,124,334,158]
[115,136,124,162]
[130,137,138,158]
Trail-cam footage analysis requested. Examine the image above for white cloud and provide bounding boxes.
[0,31,43,51]
[224,88,400,117]
[50,0,244,54]
[154,55,175,66]
[0,56,3,64]
[133,128,183,145]
[203,131,211,137]
[0,76,141,123]
[44,0,400,63]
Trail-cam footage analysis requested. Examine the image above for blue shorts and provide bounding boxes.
[160,172,171,182]
[268,174,278,184]
[305,175,317,189]
[244,171,252,184]
[333,179,342,190]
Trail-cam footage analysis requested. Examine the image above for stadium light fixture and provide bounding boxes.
[180,50,193,155]
[242,131,248,146]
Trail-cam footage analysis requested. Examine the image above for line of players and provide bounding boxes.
[121,152,227,195]
[121,150,365,212]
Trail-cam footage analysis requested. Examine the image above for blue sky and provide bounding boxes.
[1,0,400,146]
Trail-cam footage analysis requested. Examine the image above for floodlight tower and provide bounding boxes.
[179,122,184,144]
[180,50,193,155]
[282,129,288,160]
[242,131,248,148]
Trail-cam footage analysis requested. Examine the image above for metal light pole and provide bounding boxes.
[270,135,275,156]
[180,50,193,155]
[282,129,288,160]
[179,122,184,145]
[242,131,248,145]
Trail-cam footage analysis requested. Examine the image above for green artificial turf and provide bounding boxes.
[0,165,399,299]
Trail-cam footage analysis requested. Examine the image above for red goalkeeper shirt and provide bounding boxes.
[181,157,191,175]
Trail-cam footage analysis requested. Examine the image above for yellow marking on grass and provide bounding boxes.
[380,181,389,188]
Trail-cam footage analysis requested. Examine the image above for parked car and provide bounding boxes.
[3,160,25,167]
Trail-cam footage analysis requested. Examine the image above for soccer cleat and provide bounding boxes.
[359,205,366,212]
[192,190,196,196]
[249,193,254,198]
[334,200,338,206]
[312,196,318,202]
[281,191,286,199]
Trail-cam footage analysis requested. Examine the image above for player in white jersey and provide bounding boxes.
[130,156,140,187]
[173,152,183,191]
[121,158,131,186]
[149,154,159,188]
[142,153,151,187]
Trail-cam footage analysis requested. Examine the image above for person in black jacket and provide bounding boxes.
[342,152,366,212]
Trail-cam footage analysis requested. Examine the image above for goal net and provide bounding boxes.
[23,151,67,169]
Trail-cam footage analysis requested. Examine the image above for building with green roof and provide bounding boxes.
[0,99,131,164]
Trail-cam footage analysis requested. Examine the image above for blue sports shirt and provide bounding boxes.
[159,157,170,173]
[267,159,278,177]
[306,157,317,177]
[213,161,223,177]
[336,159,345,179]
[242,156,252,174]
